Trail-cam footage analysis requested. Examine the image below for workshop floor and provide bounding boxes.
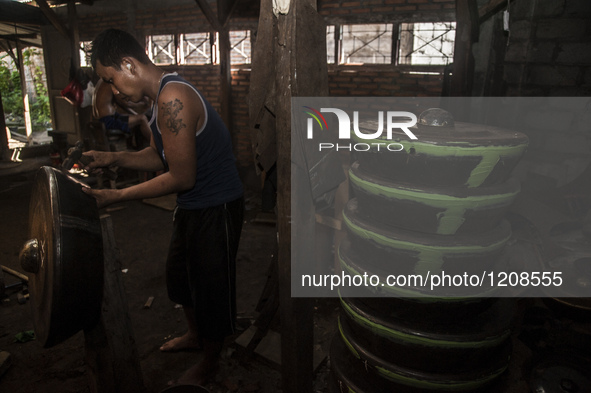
[2,156,591,393]
[0,158,336,393]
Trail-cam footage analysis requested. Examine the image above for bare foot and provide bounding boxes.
[160,332,203,352]
[176,357,219,386]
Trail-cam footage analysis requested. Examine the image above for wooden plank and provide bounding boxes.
[16,41,32,141]
[0,265,28,282]
[235,327,327,372]
[67,0,80,69]
[0,0,47,25]
[193,0,222,30]
[315,213,342,231]
[1,90,10,158]
[274,0,329,392]
[84,215,144,393]
[449,0,478,103]
[218,0,240,27]
[248,0,277,172]
[35,0,70,39]
[218,27,234,154]
[478,0,512,23]
[0,351,11,378]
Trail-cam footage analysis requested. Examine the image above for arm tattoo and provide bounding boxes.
[160,99,186,136]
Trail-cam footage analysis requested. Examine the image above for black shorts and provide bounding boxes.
[166,197,244,341]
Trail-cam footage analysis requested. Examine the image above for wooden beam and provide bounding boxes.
[0,90,8,161]
[218,27,234,154]
[15,40,33,141]
[275,0,329,392]
[478,0,511,23]
[67,0,80,69]
[0,33,38,40]
[1,41,18,68]
[217,0,240,27]
[0,0,48,25]
[449,0,478,99]
[35,0,70,39]
[193,0,222,31]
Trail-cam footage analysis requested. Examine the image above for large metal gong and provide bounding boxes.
[19,166,104,348]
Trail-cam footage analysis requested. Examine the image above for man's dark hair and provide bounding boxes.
[90,29,151,70]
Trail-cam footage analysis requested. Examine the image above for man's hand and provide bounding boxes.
[82,150,117,171]
[82,187,121,209]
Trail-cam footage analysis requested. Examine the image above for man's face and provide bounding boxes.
[95,59,142,103]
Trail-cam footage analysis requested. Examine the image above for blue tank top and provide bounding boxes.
[149,73,243,209]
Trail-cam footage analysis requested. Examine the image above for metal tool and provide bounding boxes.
[1,264,28,301]
[62,141,118,181]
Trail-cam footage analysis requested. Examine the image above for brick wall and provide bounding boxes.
[74,0,454,170]
[329,65,444,96]
[504,0,591,96]
[151,65,254,167]
[500,0,591,202]
[319,0,455,22]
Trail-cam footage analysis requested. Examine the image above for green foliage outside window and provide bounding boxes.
[1,48,51,130]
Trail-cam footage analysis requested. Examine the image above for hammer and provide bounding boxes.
[62,141,118,180]
[62,141,92,171]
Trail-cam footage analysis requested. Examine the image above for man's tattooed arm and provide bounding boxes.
[160,98,187,135]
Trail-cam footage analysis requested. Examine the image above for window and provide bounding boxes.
[340,24,393,64]
[147,34,176,65]
[398,22,456,66]
[79,41,92,67]
[179,33,212,65]
[326,22,455,67]
[145,32,252,66]
[229,30,251,64]
[326,25,336,64]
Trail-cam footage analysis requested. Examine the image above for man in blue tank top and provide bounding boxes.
[83,28,244,387]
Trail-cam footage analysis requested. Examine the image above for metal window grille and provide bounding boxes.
[398,22,456,66]
[147,34,176,65]
[179,33,212,65]
[326,25,336,64]
[229,30,251,64]
[339,24,392,65]
[79,41,92,67]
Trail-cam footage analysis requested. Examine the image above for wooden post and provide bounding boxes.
[84,215,145,393]
[450,0,479,98]
[0,90,9,160]
[218,27,235,155]
[67,0,81,69]
[275,0,329,391]
[446,0,479,121]
[15,40,33,142]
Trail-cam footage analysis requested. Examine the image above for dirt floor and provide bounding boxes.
[2,156,591,393]
[0,158,336,393]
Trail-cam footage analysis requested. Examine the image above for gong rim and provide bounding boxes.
[26,166,104,348]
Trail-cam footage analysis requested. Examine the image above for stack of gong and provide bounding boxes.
[330,109,529,392]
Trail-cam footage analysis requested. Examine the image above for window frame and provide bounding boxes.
[327,21,456,71]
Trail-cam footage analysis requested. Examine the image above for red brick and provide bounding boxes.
[372,6,395,12]
[321,3,341,8]
[419,3,442,9]
[395,5,417,10]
